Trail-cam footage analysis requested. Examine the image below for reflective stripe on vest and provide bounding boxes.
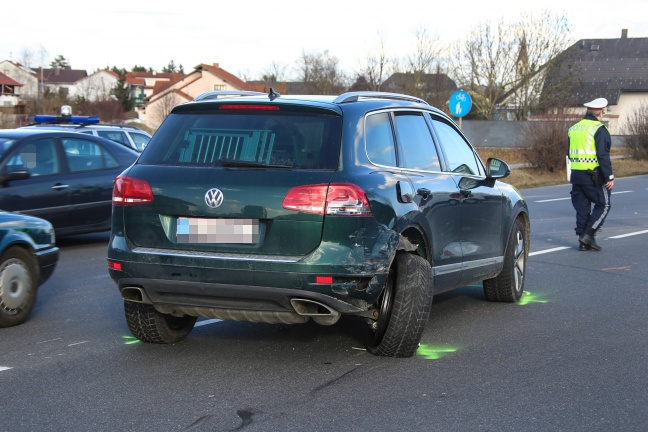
[568,119,604,171]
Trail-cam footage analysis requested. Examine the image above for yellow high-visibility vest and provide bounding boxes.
[568,119,606,171]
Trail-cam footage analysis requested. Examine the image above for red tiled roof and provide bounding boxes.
[127,71,183,80]
[198,63,251,90]
[126,77,147,86]
[0,72,22,86]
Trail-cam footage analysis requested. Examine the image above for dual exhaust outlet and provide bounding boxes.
[121,287,341,326]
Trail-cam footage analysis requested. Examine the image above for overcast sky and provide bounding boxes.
[3,0,647,79]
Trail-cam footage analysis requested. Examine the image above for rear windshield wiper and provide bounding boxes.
[220,158,292,168]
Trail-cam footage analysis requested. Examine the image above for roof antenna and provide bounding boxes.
[268,87,281,101]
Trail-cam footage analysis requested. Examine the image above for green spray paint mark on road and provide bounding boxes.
[417,344,459,360]
[519,290,550,306]
[122,335,141,345]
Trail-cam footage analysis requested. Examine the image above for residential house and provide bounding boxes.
[126,71,184,107]
[69,69,119,102]
[143,63,259,129]
[541,29,648,134]
[0,72,23,109]
[0,60,39,100]
[31,67,87,98]
[0,60,87,101]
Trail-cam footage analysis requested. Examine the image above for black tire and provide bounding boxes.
[0,247,38,328]
[124,301,196,344]
[483,218,527,302]
[368,253,434,357]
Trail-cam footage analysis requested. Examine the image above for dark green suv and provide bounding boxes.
[107,90,529,357]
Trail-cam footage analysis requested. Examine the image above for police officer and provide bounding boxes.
[567,97,614,251]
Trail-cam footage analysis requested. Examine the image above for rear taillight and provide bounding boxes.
[113,175,154,206]
[108,261,122,271]
[282,183,371,216]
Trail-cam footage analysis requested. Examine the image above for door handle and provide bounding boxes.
[51,183,70,190]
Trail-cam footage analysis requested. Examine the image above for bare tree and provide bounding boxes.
[355,30,395,91]
[18,45,48,69]
[75,99,125,123]
[518,107,572,171]
[622,102,648,160]
[151,92,180,127]
[508,11,573,119]
[450,11,573,120]
[450,19,518,120]
[295,50,347,94]
[18,48,35,68]
[261,61,289,85]
[381,28,452,107]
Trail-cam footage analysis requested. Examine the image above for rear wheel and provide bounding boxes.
[483,218,527,302]
[124,301,196,343]
[0,247,38,328]
[368,253,434,357]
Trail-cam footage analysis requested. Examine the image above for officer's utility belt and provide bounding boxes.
[586,167,602,186]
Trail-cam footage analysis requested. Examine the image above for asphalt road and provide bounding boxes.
[2,175,647,432]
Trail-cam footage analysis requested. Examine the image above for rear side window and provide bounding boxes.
[365,113,396,166]
[62,138,119,172]
[129,132,150,151]
[97,130,129,146]
[139,111,342,170]
[394,112,440,171]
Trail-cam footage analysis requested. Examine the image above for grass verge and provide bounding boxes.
[477,148,648,190]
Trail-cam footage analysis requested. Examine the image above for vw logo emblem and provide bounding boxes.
[205,188,224,208]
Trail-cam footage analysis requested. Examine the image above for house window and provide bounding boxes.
[214,84,226,91]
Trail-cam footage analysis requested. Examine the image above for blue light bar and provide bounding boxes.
[33,115,100,125]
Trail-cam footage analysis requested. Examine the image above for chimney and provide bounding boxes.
[621,29,628,39]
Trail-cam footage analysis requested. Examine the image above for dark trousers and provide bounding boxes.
[570,183,611,236]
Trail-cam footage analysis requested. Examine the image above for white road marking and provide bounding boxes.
[529,247,571,256]
[609,230,648,239]
[530,228,647,255]
[535,190,631,203]
[0,366,12,372]
[195,319,222,327]
[68,341,89,347]
[36,338,62,344]
[536,197,570,203]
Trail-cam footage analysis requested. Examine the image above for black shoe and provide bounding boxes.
[578,242,590,251]
[579,232,602,251]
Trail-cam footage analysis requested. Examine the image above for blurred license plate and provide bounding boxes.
[177,218,260,244]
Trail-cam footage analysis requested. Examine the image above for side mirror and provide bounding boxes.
[1,169,30,186]
[486,157,510,179]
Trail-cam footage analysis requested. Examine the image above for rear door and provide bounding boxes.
[59,136,125,230]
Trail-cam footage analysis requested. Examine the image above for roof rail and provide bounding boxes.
[193,90,266,101]
[333,92,429,105]
[93,123,142,130]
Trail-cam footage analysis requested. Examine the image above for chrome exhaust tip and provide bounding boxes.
[290,298,340,326]
[121,286,150,303]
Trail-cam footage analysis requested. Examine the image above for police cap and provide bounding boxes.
[583,98,608,109]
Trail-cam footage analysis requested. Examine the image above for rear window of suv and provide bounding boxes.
[139,110,342,170]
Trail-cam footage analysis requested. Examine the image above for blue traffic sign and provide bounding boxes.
[449,90,472,118]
